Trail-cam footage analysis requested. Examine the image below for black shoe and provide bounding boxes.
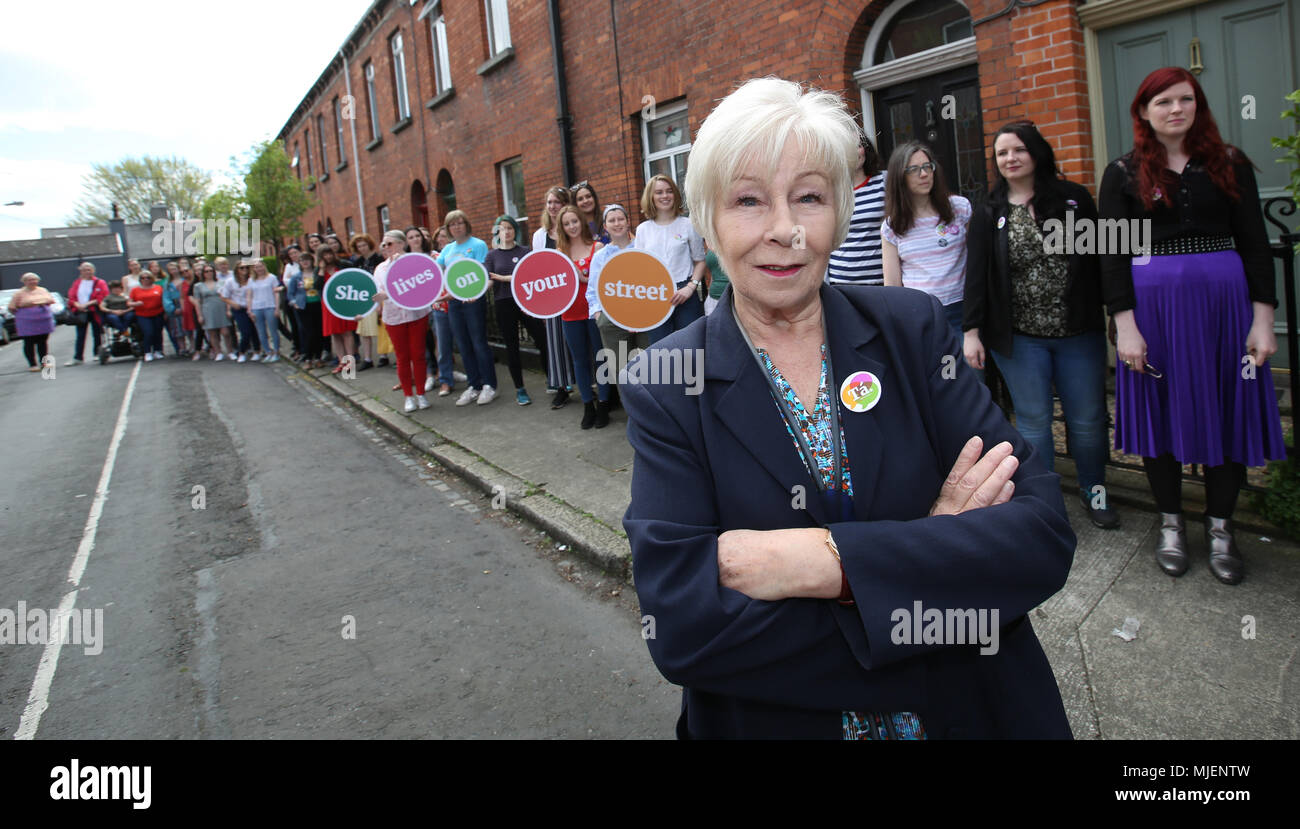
[551,388,570,410]
[593,400,610,429]
[1154,512,1189,577]
[1206,517,1243,585]
[358,360,374,372]
[1079,491,1121,529]
[377,357,389,367]
[580,400,596,429]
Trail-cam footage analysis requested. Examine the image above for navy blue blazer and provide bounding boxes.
[622,285,1075,739]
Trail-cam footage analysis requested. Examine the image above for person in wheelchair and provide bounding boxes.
[98,280,142,361]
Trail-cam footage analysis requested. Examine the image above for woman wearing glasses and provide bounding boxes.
[964,122,1119,530]
[1101,67,1284,584]
[881,143,972,341]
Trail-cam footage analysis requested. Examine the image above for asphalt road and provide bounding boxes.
[0,327,679,738]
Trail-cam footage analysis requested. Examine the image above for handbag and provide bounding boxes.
[70,311,88,326]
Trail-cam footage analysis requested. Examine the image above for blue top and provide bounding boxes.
[437,237,489,268]
[286,273,307,310]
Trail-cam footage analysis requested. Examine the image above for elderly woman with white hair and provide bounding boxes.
[8,272,57,371]
[621,78,1076,739]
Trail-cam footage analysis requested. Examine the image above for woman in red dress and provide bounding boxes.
[319,248,357,373]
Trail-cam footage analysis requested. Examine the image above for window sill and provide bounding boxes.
[390,117,413,135]
[425,88,456,112]
[334,160,348,173]
[365,136,383,152]
[476,47,515,76]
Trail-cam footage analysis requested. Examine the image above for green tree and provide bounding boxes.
[243,139,316,250]
[68,156,212,225]
[194,185,253,257]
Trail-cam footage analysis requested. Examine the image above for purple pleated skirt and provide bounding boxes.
[14,304,55,337]
[1114,250,1286,466]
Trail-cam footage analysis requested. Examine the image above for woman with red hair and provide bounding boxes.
[1100,67,1284,585]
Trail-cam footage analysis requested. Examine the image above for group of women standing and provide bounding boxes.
[864,65,1281,584]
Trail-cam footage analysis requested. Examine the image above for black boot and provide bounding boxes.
[1154,513,1188,577]
[594,400,610,429]
[551,387,571,409]
[580,400,596,429]
[1206,517,1243,585]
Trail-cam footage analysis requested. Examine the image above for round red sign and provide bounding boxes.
[510,249,580,319]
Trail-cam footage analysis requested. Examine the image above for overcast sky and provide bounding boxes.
[0,0,375,241]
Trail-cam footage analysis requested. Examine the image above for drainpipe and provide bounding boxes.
[342,49,367,233]
[548,0,576,185]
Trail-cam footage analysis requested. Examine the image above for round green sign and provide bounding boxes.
[445,259,489,301]
[323,268,378,319]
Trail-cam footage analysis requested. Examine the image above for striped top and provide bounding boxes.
[881,195,972,306]
[827,172,887,285]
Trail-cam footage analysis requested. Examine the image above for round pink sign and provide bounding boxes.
[384,253,444,310]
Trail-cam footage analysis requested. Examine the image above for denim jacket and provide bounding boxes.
[162,281,182,315]
[286,273,308,310]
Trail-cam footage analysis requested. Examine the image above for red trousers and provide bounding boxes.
[389,315,429,396]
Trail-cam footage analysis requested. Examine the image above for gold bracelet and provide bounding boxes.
[824,528,841,563]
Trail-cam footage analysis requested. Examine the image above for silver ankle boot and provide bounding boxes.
[1206,517,1243,585]
[1155,513,1188,576]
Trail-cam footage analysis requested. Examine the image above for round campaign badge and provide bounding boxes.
[594,249,675,332]
[445,259,490,301]
[323,268,378,319]
[384,253,443,310]
[511,249,580,319]
[997,216,1006,230]
[839,371,882,413]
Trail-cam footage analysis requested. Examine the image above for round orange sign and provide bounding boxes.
[595,249,675,332]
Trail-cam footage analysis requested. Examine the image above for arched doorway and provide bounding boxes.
[411,180,429,229]
[433,169,456,226]
[855,0,987,201]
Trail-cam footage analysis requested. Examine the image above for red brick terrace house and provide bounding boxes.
[278,0,1295,248]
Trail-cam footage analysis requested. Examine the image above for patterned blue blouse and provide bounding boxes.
[758,344,927,741]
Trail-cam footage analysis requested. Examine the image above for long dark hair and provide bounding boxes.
[1129,67,1241,210]
[403,225,432,253]
[883,141,954,235]
[860,130,881,180]
[987,122,1070,225]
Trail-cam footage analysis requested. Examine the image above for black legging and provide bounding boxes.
[22,334,49,367]
[1142,453,1246,519]
[295,304,324,360]
[495,297,549,389]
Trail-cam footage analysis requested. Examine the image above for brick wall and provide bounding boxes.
[279,0,1101,244]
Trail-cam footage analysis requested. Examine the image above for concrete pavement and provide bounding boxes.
[302,347,1300,740]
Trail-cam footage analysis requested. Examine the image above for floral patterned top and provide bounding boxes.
[1007,203,1078,338]
[758,343,927,741]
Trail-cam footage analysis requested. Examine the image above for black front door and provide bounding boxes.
[872,65,987,202]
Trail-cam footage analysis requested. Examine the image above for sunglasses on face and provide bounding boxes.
[904,162,937,176]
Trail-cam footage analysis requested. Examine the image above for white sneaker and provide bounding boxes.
[154,351,165,359]
[251,353,262,362]
[476,386,497,405]
[145,353,153,362]
[424,375,435,392]
[404,396,417,413]
[453,370,468,382]
[65,359,81,366]
[456,388,479,406]
[416,395,431,409]
[266,354,278,363]
[215,353,225,362]
[237,354,247,363]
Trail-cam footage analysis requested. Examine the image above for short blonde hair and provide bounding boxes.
[639,175,684,221]
[443,210,472,234]
[684,77,857,251]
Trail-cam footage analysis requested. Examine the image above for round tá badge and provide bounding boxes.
[839,371,882,413]
[323,268,379,319]
[445,259,489,301]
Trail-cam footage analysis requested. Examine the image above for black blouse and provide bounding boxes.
[1098,150,1274,314]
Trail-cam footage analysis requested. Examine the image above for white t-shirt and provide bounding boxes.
[633,216,704,285]
[76,279,93,304]
[881,195,971,306]
[248,274,279,310]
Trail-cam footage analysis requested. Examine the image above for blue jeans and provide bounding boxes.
[252,307,280,353]
[990,330,1109,494]
[104,311,135,333]
[447,299,497,390]
[73,317,103,361]
[648,287,704,344]
[431,308,455,386]
[136,314,164,353]
[562,318,610,403]
[231,308,257,354]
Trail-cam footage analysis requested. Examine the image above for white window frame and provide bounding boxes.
[641,100,691,190]
[364,61,380,139]
[334,97,347,164]
[379,205,391,233]
[345,217,355,238]
[498,157,527,222]
[430,8,452,93]
[391,32,411,120]
[485,0,512,56]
